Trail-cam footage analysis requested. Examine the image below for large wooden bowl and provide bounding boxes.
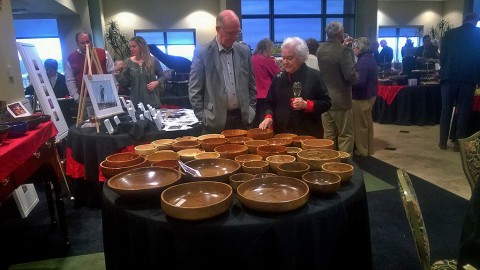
[321,162,354,182]
[302,171,341,194]
[296,149,340,171]
[274,133,298,139]
[198,134,225,141]
[221,129,248,138]
[177,148,205,162]
[266,138,292,147]
[246,128,274,140]
[100,157,148,179]
[214,144,248,159]
[152,139,175,150]
[244,140,269,154]
[134,144,158,156]
[107,166,181,197]
[194,152,221,160]
[145,151,180,164]
[161,181,233,220]
[276,161,310,179]
[291,135,316,147]
[265,154,296,173]
[201,137,229,152]
[237,176,309,213]
[227,136,253,145]
[105,152,142,168]
[301,139,334,150]
[241,160,270,174]
[171,140,201,152]
[182,158,241,183]
[256,145,287,159]
[234,154,263,164]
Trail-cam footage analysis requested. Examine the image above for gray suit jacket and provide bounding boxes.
[316,39,358,110]
[188,38,257,134]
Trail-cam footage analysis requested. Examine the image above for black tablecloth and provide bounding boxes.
[373,84,441,125]
[102,163,372,270]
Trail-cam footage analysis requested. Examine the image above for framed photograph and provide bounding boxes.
[7,101,31,117]
[83,74,123,119]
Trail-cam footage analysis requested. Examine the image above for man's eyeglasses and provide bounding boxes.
[222,28,242,38]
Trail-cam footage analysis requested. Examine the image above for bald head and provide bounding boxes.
[216,10,241,49]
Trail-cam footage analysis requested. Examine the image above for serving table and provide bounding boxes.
[102,163,371,270]
[0,121,68,244]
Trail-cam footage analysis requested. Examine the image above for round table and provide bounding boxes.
[102,163,372,270]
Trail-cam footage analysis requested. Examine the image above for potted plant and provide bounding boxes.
[105,20,130,61]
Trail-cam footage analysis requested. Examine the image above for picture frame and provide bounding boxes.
[83,74,123,120]
[6,101,31,118]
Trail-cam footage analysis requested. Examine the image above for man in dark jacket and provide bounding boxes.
[439,12,480,151]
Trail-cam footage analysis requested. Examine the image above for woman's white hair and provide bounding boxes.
[281,37,309,63]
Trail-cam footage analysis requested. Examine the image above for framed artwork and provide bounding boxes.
[16,42,68,142]
[7,101,31,117]
[83,74,123,119]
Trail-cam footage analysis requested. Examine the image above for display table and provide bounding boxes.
[102,163,371,270]
[0,121,68,244]
[373,84,441,125]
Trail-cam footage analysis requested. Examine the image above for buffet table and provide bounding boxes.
[373,84,441,125]
[102,163,371,270]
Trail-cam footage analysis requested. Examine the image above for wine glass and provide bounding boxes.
[293,82,302,98]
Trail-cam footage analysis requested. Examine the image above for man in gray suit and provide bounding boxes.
[316,21,358,154]
[189,10,256,134]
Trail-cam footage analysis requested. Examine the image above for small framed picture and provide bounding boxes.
[7,101,31,118]
[83,74,123,119]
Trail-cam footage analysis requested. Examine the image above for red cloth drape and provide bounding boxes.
[377,85,406,105]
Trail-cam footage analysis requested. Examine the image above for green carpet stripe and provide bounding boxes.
[9,253,105,270]
[363,170,395,192]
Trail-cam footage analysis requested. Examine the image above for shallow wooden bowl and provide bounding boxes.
[201,137,229,152]
[253,173,277,179]
[177,148,205,162]
[286,147,302,158]
[274,133,298,139]
[194,152,221,160]
[134,144,158,156]
[237,176,309,213]
[338,151,351,163]
[145,151,180,164]
[227,136,253,145]
[151,159,180,170]
[100,157,149,179]
[221,129,248,138]
[302,171,341,194]
[214,144,248,159]
[161,181,233,221]
[107,166,180,197]
[182,158,241,183]
[246,128,274,140]
[321,162,354,182]
[256,145,287,159]
[296,149,340,171]
[234,154,263,163]
[276,162,310,179]
[242,160,270,174]
[152,139,175,150]
[244,140,269,154]
[266,138,292,147]
[174,136,198,142]
[104,152,142,168]
[171,140,201,152]
[229,173,254,192]
[265,154,296,173]
[291,135,316,147]
[301,139,334,150]
[198,134,225,141]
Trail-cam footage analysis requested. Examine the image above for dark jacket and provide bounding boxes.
[353,52,378,100]
[264,63,331,136]
[25,72,69,98]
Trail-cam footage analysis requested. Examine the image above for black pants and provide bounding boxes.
[225,109,247,130]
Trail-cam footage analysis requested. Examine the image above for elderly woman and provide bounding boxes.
[259,37,331,137]
[352,37,378,156]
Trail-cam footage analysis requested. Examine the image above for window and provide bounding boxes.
[378,26,422,62]
[241,0,356,49]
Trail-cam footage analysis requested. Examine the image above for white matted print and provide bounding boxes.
[7,101,31,117]
[83,74,123,119]
[16,42,68,142]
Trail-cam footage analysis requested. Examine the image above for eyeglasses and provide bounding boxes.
[222,28,242,38]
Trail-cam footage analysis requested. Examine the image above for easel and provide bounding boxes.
[76,45,103,133]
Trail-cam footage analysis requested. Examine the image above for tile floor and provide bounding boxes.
[371,123,471,199]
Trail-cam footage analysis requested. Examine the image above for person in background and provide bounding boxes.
[415,35,439,60]
[401,39,417,77]
[352,37,378,156]
[305,38,320,71]
[115,36,165,108]
[259,37,331,137]
[372,40,381,65]
[317,21,358,154]
[439,12,480,151]
[252,38,281,127]
[189,10,256,134]
[378,39,393,69]
[25,59,69,98]
[64,31,115,102]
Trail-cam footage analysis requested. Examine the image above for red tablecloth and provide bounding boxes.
[377,85,406,105]
[0,121,57,180]
[473,96,480,112]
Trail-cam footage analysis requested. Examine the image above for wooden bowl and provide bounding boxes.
[296,149,340,171]
[321,162,354,182]
[338,151,351,163]
[171,140,201,152]
[105,152,142,168]
[229,173,254,192]
[174,136,198,142]
[254,173,277,179]
[134,144,158,156]
[161,181,233,221]
[182,158,241,183]
[244,140,269,154]
[246,128,274,140]
[198,134,225,141]
[177,148,205,162]
[237,176,309,213]
[151,159,180,170]
[152,139,175,150]
[194,152,221,160]
[201,137,229,152]
[107,166,180,197]
[291,135,316,147]
[302,171,341,194]
[242,160,270,174]
[145,151,180,164]
[301,139,334,150]
[214,144,248,159]
[266,138,292,147]
[100,157,149,179]
[221,129,248,138]
[265,154,296,173]
[276,162,310,179]
[274,133,298,139]
[227,136,253,145]
[234,154,263,163]
[256,145,288,160]
[286,147,302,158]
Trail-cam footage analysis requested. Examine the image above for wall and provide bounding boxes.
[444,0,465,27]
[356,0,378,40]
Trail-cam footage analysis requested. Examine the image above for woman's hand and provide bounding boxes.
[291,97,307,110]
[114,60,125,72]
[259,118,273,129]
[147,80,159,91]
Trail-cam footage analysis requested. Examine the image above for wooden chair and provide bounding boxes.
[459,131,480,194]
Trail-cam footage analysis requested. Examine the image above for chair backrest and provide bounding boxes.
[459,130,480,194]
[397,169,431,270]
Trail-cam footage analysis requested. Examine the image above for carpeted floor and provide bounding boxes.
[1,156,470,270]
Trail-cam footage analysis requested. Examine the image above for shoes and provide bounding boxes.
[438,143,447,150]
[453,142,459,152]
